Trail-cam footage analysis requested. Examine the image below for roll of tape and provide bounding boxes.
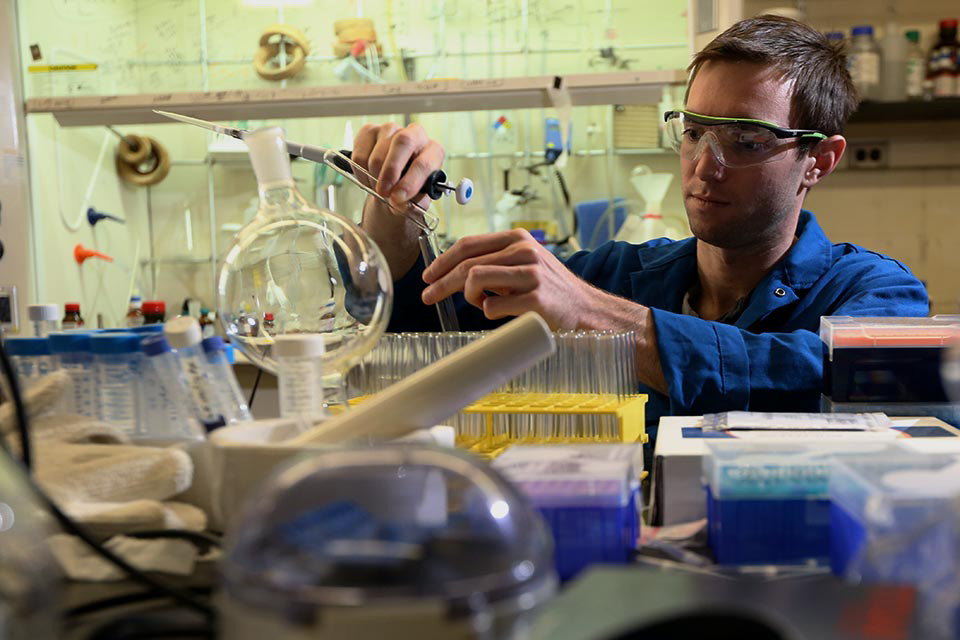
[115,136,170,187]
[255,24,310,81]
[115,133,151,167]
[333,17,374,36]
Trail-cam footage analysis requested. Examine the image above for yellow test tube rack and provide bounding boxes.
[456,392,648,456]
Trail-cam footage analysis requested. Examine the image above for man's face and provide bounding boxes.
[682,61,809,251]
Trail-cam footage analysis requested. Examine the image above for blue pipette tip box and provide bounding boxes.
[494,444,643,581]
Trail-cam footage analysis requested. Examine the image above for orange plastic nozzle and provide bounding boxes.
[74,244,114,265]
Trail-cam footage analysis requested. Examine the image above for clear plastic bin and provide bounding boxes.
[703,440,892,566]
[830,448,960,639]
[493,444,643,581]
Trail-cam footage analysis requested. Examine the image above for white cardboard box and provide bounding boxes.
[650,415,960,526]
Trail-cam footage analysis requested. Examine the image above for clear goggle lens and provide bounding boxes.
[665,114,793,168]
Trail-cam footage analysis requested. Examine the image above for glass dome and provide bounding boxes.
[217,127,392,375]
[220,445,557,639]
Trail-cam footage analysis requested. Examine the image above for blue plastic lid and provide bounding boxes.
[201,335,226,354]
[825,31,845,41]
[130,324,165,334]
[4,337,51,357]
[529,229,547,244]
[851,25,874,36]
[89,334,142,354]
[130,295,142,302]
[141,334,173,357]
[48,332,93,352]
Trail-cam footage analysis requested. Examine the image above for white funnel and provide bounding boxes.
[630,165,673,216]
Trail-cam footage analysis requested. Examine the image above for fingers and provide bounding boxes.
[352,123,396,191]
[422,236,539,304]
[389,140,444,206]
[462,265,538,308]
[423,229,533,283]
[481,292,544,322]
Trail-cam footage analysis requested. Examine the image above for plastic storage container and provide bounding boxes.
[48,332,98,418]
[702,441,891,566]
[139,335,204,444]
[164,317,226,430]
[849,25,882,101]
[27,304,59,337]
[220,445,557,640]
[273,334,327,418]
[830,448,960,639]
[493,443,643,581]
[4,337,55,390]
[201,335,252,424]
[820,315,960,403]
[90,333,143,434]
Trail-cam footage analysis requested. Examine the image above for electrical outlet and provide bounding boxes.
[848,141,889,170]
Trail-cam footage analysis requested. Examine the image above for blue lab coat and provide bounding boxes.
[390,211,929,438]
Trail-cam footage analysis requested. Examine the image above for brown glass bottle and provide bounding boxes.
[61,303,85,330]
[142,300,166,325]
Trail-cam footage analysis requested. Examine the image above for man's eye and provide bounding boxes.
[682,128,702,141]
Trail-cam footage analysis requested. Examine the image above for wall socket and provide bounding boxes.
[848,141,889,170]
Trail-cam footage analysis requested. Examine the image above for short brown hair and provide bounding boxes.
[686,15,858,146]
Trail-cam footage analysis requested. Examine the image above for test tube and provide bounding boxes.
[274,334,327,419]
[201,336,253,424]
[4,337,55,391]
[27,304,59,337]
[48,332,99,418]
[141,334,206,442]
[164,317,227,431]
[90,334,143,435]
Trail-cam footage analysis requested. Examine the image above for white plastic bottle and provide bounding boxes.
[48,332,99,418]
[90,334,143,435]
[139,335,205,443]
[274,334,327,419]
[27,304,59,337]
[164,316,227,430]
[849,25,882,101]
[904,30,926,100]
[4,337,55,391]
[201,335,253,423]
[880,20,906,101]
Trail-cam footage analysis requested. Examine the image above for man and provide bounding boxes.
[353,15,928,435]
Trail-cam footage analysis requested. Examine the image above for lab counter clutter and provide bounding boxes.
[3,313,960,640]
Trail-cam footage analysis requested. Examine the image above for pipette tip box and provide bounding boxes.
[493,444,643,581]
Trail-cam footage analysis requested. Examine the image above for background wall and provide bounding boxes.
[13,0,960,328]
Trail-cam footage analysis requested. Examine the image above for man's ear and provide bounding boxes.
[802,135,846,188]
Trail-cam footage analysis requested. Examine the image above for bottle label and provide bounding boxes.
[933,73,957,98]
[62,321,79,330]
[850,52,881,88]
[905,59,925,97]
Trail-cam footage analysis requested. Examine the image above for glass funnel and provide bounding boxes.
[217,127,393,375]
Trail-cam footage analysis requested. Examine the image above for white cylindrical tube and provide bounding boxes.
[165,317,227,430]
[274,334,327,419]
[202,335,253,423]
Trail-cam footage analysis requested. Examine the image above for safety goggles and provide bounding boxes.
[663,110,827,168]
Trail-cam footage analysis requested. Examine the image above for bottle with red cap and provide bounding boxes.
[142,300,166,325]
[61,303,84,330]
[928,19,959,98]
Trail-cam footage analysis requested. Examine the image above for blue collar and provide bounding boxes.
[630,211,833,326]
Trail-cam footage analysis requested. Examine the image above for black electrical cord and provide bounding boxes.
[0,339,215,620]
[247,367,263,410]
[67,587,213,619]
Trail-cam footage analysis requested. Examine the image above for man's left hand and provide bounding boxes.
[421,229,596,330]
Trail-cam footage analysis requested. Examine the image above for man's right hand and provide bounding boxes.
[354,122,445,279]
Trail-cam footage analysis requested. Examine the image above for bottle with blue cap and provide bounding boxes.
[201,335,253,423]
[4,337,54,391]
[849,25,882,101]
[90,333,143,434]
[48,332,98,418]
[140,335,205,443]
[164,316,227,430]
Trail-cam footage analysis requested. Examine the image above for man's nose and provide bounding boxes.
[691,133,726,180]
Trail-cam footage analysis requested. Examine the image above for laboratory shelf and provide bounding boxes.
[25,70,688,127]
[849,98,960,123]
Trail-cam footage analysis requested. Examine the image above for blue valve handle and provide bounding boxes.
[87,207,125,226]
